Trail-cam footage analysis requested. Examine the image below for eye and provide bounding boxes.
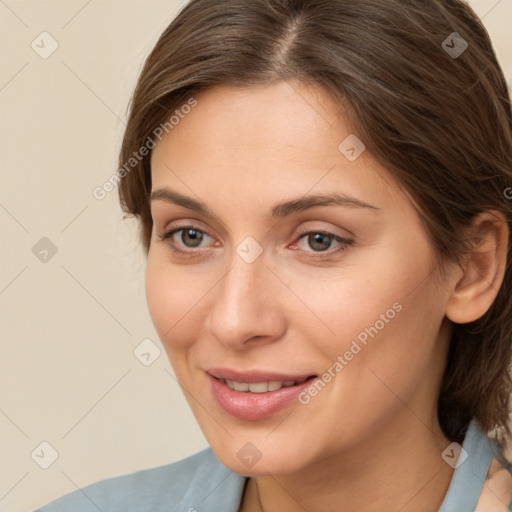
[175,228,207,247]
[158,225,215,253]
[302,232,335,252]
[157,223,353,259]
[293,228,353,255]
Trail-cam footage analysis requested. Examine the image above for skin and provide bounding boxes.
[146,81,508,512]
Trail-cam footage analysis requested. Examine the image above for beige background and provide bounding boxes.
[0,1,511,511]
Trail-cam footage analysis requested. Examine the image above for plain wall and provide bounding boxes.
[0,1,511,510]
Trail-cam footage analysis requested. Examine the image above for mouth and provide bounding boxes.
[216,376,313,393]
[206,369,318,420]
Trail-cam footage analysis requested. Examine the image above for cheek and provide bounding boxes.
[275,259,408,357]
[296,248,443,371]
[330,270,446,402]
[145,254,206,354]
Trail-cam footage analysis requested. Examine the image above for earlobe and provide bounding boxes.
[445,211,509,325]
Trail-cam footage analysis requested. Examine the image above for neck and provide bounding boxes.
[241,415,454,512]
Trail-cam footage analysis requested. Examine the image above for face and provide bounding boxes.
[147,81,453,476]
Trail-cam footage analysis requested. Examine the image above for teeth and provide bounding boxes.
[268,381,283,391]
[248,382,269,393]
[220,378,310,393]
[232,381,249,392]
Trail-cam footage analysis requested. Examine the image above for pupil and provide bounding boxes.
[308,233,331,251]
[183,229,203,247]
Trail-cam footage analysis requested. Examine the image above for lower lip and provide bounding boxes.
[207,374,317,420]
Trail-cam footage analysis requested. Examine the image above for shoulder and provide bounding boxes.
[475,454,512,511]
[33,447,245,512]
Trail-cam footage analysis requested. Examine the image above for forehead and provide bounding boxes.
[152,81,343,162]
[149,81,407,215]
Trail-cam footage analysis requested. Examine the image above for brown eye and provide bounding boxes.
[293,229,353,258]
[158,225,213,252]
[307,233,334,252]
[180,228,205,247]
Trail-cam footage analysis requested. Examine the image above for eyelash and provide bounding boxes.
[158,224,353,259]
[158,226,214,258]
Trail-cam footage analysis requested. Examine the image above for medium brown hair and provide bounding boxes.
[118,0,512,448]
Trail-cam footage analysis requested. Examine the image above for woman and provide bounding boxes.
[35,0,512,510]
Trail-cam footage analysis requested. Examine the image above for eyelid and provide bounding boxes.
[158,220,354,257]
[159,218,215,238]
[291,231,353,255]
[294,222,351,239]
[159,223,216,245]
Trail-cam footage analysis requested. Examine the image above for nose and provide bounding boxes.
[205,248,287,350]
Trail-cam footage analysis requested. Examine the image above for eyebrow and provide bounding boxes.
[150,188,380,217]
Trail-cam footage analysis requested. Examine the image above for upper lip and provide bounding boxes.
[206,368,316,383]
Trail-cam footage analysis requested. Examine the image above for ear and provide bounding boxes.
[445,211,509,324]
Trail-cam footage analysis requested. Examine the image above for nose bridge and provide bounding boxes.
[223,256,261,309]
[206,244,285,347]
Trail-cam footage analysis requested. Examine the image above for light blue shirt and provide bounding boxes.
[34,420,496,512]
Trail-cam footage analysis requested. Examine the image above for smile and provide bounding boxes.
[218,377,310,393]
[207,372,318,420]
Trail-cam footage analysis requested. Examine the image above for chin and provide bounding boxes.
[207,435,314,477]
